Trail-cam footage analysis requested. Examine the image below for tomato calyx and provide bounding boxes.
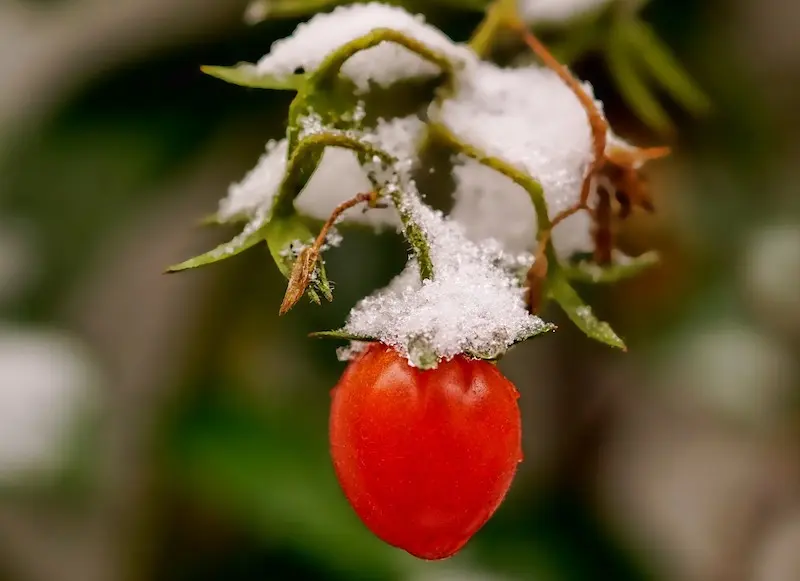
[310,324,557,368]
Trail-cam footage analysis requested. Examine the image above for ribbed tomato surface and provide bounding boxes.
[329,343,523,560]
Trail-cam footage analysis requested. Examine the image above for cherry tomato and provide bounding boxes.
[329,342,523,560]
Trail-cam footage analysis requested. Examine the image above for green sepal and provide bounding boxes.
[309,329,377,342]
[201,64,304,91]
[548,271,626,350]
[607,22,672,134]
[165,221,267,273]
[563,251,659,284]
[465,322,558,361]
[265,216,332,304]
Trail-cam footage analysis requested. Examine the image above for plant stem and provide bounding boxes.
[469,0,517,57]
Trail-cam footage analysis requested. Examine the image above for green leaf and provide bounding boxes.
[563,251,659,284]
[309,329,377,342]
[625,20,711,116]
[548,272,626,350]
[165,220,267,272]
[201,64,304,91]
[265,216,332,304]
[466,322,558,361]
[607,23,673,134]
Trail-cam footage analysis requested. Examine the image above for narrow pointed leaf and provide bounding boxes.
[202,64,304,91]
[607,30,673,134]
[309,329,378,342]
[166,223,266,272]
[626,20,711,115]
[563,251,660,284]
[466,322,558,361]
[548,273,626,350]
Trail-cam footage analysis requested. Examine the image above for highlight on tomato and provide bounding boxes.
[329,342,523,560]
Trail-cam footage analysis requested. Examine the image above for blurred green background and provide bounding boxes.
[1,1,799,580]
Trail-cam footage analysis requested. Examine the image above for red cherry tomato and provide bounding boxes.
[329,342,523,560]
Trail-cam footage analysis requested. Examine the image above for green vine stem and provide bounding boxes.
[271,130,435,288]
[429,123,552,241]
[313,28,455,87]
[468,0,517,57]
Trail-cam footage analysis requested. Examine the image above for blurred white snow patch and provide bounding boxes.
[255,3,473,93]
[345,192,547,366]
[363,115,426,167]
[243,0,269,25]
[660,321,796,428]
[518,0,646,24]
[0,326,101,482]
[294,146,398,228]
[434,61,600,220]
[518,0,613,24]
[220,115,428,229]
[742,223,800,332]
[451,158,593,257]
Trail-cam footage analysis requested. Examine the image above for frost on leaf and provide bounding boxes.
[255,3,472,92]
[344,185,554,368]
[219,139,287,223]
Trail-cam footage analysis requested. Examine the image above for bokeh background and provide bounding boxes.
[1,1,799,580]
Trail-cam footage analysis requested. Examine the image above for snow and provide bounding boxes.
[255,3,473,93]
[438,60,604,259]
[364,114,426,166]
[218,116,426,229]
[344,184,548,366]
[518,0,615,24]
[450,157,593,258]
[294,146,398,228]
[434,61,600,221]
[0,326,100,482]
[218,138,287,222]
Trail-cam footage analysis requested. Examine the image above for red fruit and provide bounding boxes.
[329,343,523,560]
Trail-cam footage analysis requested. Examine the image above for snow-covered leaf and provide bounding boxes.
[563,251,659,284]
[548,271,626,349]
[255,4,468,93]
[465,322,558,360]
[201,64,304,91]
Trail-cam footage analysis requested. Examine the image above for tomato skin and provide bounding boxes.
[329,343,523,560]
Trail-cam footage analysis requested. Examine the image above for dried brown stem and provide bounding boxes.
[592,186,613,265]
[508,20,608,207]
[279,191,378,315]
